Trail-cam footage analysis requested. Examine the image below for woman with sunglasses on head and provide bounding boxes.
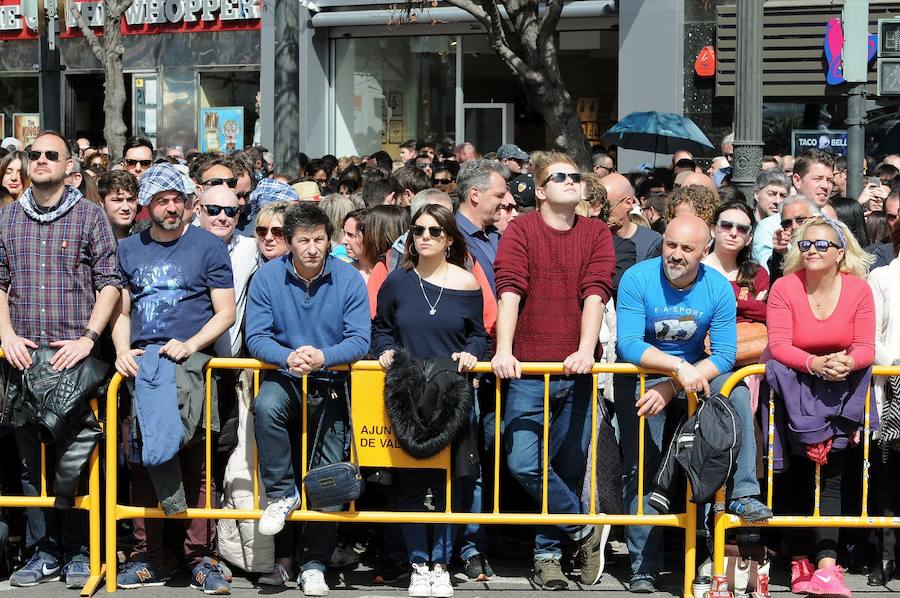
[372,203,488,598]
[764,216,875,598]
[0,150,29,203]
[703,201,769,324]
[254,200,292,263]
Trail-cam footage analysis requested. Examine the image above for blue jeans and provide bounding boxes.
[396,469,457,565]
[458,399,487,561]
[614,372,760,575]
[253,371,349,572]
[503,374,593,560]
[14,424,87,562]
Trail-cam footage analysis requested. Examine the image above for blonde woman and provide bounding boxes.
[765,216,875,597]
[254,200,292,263]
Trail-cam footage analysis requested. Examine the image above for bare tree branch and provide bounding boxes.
[500,0,537,62]
[536,0,564,62]
[440,0,491,30]
[106,0,134,20]
[67,0,104,63]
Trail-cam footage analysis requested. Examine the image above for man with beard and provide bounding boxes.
[111,163,236,593]
[0,131,124,588]
[614,215,771,593]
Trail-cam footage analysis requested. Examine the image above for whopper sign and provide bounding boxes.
[0,0,260,40]
[791,129,849,157]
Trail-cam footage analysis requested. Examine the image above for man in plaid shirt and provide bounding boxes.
[0,130,123,588]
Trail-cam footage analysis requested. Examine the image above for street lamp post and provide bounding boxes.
[732,0,764,204]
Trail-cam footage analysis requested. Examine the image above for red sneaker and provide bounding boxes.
[806,564,851,598]
[791,558,814,594]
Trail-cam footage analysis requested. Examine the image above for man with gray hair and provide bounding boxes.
[766,194,821,282]
[455,159,511,295]
[750,168,791,267]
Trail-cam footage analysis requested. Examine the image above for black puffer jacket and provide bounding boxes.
[0,347,108,507]
[384,351,478,478]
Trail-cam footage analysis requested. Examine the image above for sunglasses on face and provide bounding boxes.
[798,239,841,253]
[201,177,237,189]
[124,158,152,168]
[256,226,284,239]
[888,213,898,223]
[541,172,582,186]
[28,150,62,162]
[202,204,239,218]
[411,225,445,237]
[500,203,518,213]
[717,220,751,235]
[780,216,809,229]
[433,178,452,185]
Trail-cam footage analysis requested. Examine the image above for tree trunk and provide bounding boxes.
[522,76,591,170]
[102,14,128,160]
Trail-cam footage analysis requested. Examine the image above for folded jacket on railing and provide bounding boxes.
[134,345,182,466]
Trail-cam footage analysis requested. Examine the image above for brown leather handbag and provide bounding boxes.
[705,322,768,367]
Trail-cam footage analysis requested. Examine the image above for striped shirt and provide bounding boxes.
[0,188,125,343]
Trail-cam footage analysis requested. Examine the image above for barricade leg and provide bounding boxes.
[81,400,105,597]
[106,379,120,593]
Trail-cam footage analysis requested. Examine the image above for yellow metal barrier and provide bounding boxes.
[0,381,104,598]
[712,364,900,596]
[105,359,701,596]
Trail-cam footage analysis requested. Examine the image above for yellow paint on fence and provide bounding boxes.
[349,368,449,469]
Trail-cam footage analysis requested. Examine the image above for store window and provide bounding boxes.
[199,70,261,151]
[333,36,456,157]
[0,76,39,142]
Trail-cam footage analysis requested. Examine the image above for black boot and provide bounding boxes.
[867,560,895,586]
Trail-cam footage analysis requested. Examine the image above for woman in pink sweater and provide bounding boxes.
[766,216,875,598]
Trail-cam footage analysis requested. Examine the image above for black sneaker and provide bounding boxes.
[629,572,658,593]
[533,558,568,591]
[726,497,773,523]
[465,555,495,581]
[372,558,409,584]
[577,524,610,585]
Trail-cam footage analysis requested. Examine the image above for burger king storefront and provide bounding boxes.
[0,0,263,152]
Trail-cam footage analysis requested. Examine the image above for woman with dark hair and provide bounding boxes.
[373,203,487,598]
[828,195,870,248]
[338,164,362,196]
[703,200,769,324]
[364,205,411,316]
[0,150,29,202]
[866,211,892,246]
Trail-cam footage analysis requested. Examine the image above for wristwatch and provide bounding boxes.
[82,328,100,342]
[674,358,687,374]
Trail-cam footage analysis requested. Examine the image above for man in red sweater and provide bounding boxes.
[492,152,615,591]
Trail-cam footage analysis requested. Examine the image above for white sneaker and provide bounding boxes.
[258,488,301,536]
[300,569,329,596]
[329,543,360,569]
[431,564,453,597]
[408,563,432,597]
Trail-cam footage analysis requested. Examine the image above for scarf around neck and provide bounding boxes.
[18,185,83,223]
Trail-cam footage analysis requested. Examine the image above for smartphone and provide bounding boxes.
[868,176,881,188]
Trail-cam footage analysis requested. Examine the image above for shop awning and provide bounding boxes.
[309,0,617,28]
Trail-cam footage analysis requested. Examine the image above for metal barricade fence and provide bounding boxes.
[0,349,104,598]
[105,358,702,596]
[711,364,900,597]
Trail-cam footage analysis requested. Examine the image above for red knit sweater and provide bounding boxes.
[494,211,615,362]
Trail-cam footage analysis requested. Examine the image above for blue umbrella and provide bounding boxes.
[602,111,715,157]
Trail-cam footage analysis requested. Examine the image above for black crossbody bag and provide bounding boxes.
[302,387,364,510]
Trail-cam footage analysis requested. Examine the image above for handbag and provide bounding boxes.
[705,322,768,367]
[302,386,364,510]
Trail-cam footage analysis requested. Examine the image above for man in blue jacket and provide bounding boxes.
[246,202,370,597]
[614,215,771,594]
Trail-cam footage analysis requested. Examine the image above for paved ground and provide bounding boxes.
[1,551,899,597]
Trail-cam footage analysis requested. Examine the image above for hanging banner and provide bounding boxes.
[791,129,849,156]
[198,106,243,153]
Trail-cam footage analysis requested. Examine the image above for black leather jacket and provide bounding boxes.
[0,347,109,507]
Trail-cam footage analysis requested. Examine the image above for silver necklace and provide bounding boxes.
[415,266,447,316]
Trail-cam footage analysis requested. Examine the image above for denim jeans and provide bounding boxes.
[503,374,593,560]
[614,371,760,575]
[14,424,87,562]
[458,399,487,562]
[253,371,349,572]
[396,469,457,565]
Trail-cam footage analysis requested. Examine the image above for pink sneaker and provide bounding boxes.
[806,564,851,598]
[791,559,814,594]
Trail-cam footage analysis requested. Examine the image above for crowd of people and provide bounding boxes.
[0,129,899,598]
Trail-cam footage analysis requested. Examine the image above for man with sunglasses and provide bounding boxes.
[601,173,662,263]
[497,144,529,175]
[194,185,259,358]
[112,162,236,593]
[869,189,900,269]
[0,131,124,588]
[122,136,155,181]
[766,195,821,282]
